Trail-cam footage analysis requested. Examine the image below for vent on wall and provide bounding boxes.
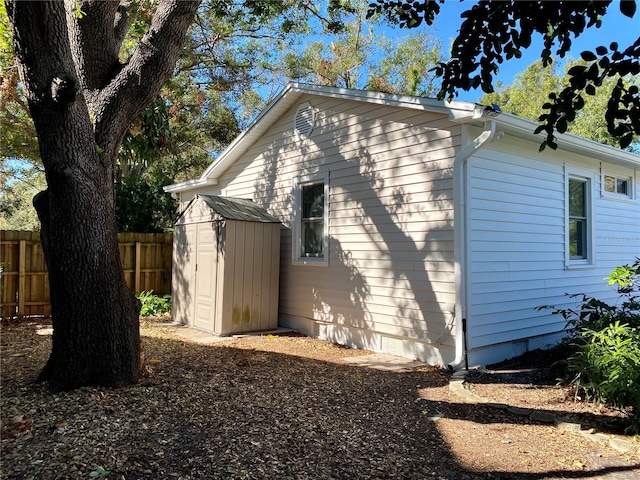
[294,102,315,137]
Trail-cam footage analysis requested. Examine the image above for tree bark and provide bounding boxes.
[6,0,200,391]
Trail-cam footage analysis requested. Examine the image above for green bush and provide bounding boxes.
[568,321,640,434]
[540,258,640,434]
[138,290,171,317]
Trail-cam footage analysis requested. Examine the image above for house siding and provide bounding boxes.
[465,132,640,365]
[212,95,461,364]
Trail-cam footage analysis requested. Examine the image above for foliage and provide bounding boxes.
[368,0,639,150]
[0,159,45,230]
[569,322,640,434]
[138,290,172,317]
[283,0,443,94]
[114,172,177,233]
[480,60,639,150]
[0,3,39,164]
[2,0,445,233]
[540,259,640,433]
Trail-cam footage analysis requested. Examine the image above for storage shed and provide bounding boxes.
[171,194,281,335]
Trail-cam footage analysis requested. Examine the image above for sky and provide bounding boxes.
[399,0,640,102]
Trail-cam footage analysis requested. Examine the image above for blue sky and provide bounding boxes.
[403,0,640,102]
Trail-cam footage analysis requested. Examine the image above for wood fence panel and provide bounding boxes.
[1,230,172,318]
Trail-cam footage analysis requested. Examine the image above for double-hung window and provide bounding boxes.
[293,173,328,265]
[566,170,594,267]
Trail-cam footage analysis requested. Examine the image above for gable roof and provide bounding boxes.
[166,83,640,194]
[175,195,281,225]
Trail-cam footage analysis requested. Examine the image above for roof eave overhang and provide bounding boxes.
[164,177,218,194]
[456,110,640,169]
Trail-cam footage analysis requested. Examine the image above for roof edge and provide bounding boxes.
[164,177,218,194]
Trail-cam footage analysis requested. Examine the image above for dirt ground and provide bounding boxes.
[1,319,639,480]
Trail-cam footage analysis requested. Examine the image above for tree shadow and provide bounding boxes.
[2,324,638,479]
[241,100,459,365]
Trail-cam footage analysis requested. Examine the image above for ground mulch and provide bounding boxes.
[1,319,639,480]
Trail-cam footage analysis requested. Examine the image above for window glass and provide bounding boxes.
[604,175,616,193]
[569,219,586,259]
[616,178,628,195]
[302,183,324,219]
[568,178,588,260]
[569,179,585,217]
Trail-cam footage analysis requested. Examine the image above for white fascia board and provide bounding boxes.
[292,83,477,117]
[163,177,218,193]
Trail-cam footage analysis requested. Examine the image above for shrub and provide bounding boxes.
[568,321,640,434]
[138,290,171,317]
[540,258,640,434]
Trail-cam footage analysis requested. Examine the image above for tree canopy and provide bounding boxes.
[368,0,640,150]
[480,59,639,151]
[2,0,445,232]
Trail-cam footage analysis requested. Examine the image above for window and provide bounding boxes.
[566,171,594,266]
[568,178,588,260]
[602,173,633,200]
[293,174,328,265]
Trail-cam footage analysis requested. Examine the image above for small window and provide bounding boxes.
[292,174,328,266]
[566,171,594,267]
[603,173,632,200]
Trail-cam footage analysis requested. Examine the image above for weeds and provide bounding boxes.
[137,290,171,317]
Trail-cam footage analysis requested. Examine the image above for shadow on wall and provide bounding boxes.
[247,104,456,363]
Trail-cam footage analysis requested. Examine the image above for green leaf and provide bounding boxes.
[620,0,637,18]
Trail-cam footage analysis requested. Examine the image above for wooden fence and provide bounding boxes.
[0,230,172,319]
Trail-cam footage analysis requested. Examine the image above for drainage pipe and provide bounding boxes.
[449,120,501,370]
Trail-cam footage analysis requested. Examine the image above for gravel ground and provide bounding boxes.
[1,319,639,480]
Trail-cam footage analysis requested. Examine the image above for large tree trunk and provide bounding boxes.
[31,99,141,391]
[6,0,200,392]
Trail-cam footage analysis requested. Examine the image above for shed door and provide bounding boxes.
[194,222,219,331]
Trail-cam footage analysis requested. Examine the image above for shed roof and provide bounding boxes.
[176,195,281,225]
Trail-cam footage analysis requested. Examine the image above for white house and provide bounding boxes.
[166,83,640,368]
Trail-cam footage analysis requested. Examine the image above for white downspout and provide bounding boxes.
[449,120,501,370]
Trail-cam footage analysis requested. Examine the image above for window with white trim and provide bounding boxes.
[292,173,328,265]
[566,171,594,266]
[602,173,633,200]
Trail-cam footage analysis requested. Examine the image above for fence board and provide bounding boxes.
[0,230,172,318]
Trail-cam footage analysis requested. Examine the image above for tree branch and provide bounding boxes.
[66,1,122,92]
[93,0,201,159]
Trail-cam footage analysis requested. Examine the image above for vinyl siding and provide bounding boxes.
[466,133,640,351]
[215,95,460,363]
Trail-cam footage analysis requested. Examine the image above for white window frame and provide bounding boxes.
[601,171,634,202]
[292,172,329,266]
[565,167,596,269]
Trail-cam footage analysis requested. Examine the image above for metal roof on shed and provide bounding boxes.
[184,195,281,223]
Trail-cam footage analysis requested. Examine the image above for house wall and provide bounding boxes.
[194,95,462,364]
[465,129,640,366]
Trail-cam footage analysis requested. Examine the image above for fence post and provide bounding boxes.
[18,240,26,316]
[135,241,141,294]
